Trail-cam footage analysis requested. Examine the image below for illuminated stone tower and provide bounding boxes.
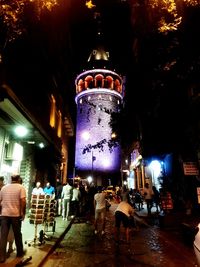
[75,45,124,184]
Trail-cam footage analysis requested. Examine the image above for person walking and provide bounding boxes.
[134,189,143,211]
[85,184,96,223]
[71,184,81,218]
[61,182,72,221]
[94,186,106,235]
[0,175,26,263]
[143,183,154,216]
[120,185,129,202]
[55,180,63,216]
[114,198,134,244]
[152,185,160,213]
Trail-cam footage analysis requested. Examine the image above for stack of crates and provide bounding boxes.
[30,194,45,225]
[44,195,56,233]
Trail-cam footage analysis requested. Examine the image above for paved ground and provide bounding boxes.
[1,203,199,267]
[2,215,69,267]
[44,205,198,267]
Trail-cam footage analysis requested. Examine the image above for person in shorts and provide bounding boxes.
[114,199,134,244]
[94,186,106,235]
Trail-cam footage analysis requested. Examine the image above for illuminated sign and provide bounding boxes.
[183,162,199,176]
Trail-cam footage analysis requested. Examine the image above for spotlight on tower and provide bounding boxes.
[81,131,90,141]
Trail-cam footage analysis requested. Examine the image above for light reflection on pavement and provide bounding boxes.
[44,203,198,267]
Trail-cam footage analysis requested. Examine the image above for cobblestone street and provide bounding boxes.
[43,203,198,267]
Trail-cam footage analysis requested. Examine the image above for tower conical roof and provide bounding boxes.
[87,42,113,70]
[88,43,109,62]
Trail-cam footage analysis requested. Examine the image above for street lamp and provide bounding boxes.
[14,126,28,138]
[91,151,96,184]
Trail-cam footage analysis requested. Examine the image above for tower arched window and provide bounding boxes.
[85,75,93,89]
[115,79,122,93]
[95,74,104,88]
[106,76,114,89]
[77,79,84,93]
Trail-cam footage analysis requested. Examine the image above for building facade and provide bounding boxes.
[0,31,74,204]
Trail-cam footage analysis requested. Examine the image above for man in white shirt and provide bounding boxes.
[115,199,134,244]
[143,183,154,216]
[0,175,26,263]
[32,181,44,195]
[94,186,106,235]
[61,182,72,220]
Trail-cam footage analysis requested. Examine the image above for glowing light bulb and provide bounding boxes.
[14,126,28,137]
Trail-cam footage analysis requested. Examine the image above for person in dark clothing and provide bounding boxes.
[85,185,97,223]
[152,186,160,213]
[55,181,63,216]
[134,190,143,211]
[143,183,154,216]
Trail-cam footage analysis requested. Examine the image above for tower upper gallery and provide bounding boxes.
[75,45,124,102]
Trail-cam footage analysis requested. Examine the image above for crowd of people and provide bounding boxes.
[30,180,159,225]
[128,183,161,215]
[0,175,162,264]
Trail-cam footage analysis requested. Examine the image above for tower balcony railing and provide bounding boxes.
[75,69,123,95]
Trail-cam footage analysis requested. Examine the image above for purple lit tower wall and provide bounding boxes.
[74,49,124,176]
